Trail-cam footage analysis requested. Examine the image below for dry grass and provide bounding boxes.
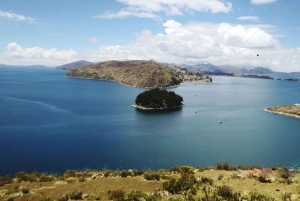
[1,166,300,201]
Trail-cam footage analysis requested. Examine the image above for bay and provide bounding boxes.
[0,67,300,176]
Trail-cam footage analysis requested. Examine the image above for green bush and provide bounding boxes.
[199,176,213,185]
[217,185,233,199]
[126,190,148,201]
[21,187,30,194]
[143,172,160,181]
[69,190,82,200]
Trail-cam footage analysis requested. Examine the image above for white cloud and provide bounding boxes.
[237,16,259,22]
[4,43,78,66]
[94,10,161,20]
[3,20,299,72]
[250,0,277,5]
[0,10,37,24]
[80,20,299,72]
[95,0,232,20]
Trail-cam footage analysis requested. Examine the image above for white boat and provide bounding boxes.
[219,120,222,123]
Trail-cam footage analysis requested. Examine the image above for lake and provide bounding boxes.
[0,67,300,176]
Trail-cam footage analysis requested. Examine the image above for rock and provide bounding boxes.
[243,190,250,196]
[0,190,8,197]
[92,174,98,179]
[290,194,299,201]
[54,181,68,185]
[82,194,89,199]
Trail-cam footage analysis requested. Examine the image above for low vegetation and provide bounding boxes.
[0,164,299,201]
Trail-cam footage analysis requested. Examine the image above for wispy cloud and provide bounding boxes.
[0,10,38,24]
[95,10,161,21]
[237,16,259,22]
[95,0,232,20]
[89,37,100,43]
[250,0,277,5]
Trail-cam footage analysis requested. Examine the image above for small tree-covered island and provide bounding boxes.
[131,88,183,110]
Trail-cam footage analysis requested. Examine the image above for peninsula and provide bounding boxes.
[264,104,300,118]
[66,60,212,88]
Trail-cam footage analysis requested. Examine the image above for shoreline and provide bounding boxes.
[131,104,184,110]
[65,75,210,89]
[263,108,300,119]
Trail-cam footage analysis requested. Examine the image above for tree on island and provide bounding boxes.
[135,88,183,109]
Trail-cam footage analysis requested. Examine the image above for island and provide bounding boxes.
[264,104,300,118]
[131,88,183,109]
[66,60,212,88]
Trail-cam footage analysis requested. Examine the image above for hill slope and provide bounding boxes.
[66,60,211,88]
[56,60,94,70]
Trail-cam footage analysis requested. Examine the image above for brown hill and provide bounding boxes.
[66,60,211,88]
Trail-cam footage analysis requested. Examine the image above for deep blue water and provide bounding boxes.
[0,67,300,176]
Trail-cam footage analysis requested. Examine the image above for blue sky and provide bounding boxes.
[0,0,299,72]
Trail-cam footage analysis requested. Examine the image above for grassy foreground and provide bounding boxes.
[0,163,300,201]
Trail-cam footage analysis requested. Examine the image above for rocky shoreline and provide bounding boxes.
[131,104,184,110]
[264,104,300,118]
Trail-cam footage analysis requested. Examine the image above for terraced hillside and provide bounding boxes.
[66,60,211,88]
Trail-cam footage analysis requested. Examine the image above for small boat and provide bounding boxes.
[219,120,222,123]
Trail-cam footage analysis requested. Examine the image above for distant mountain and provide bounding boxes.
[179,63,274,75]
[0,63,49,68]
[56,60,94,70]
[247,67,274,74]
[66,60,212,88]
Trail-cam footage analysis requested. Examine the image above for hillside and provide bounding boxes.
[56,60,95,70]
[66,60,212,88]
[0,165,299,201]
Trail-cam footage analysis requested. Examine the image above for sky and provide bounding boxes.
[0,0,299,72]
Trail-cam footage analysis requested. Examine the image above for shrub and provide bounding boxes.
[0,175,12,186]
[216,162,231,170]
[217,185,233,199]
[217,174,224,180]
[278,167,291,179]
[15,171,31,182]
[131,169,144,177]
[69,190,82,200]
[108,189,125,200]
[126,190,148,201]
[63,170,76,179]
[21,187,30,194]
[199,176,213,185]
[143,172,160,181]
[119,170,130,177]
[250,192,275,201]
